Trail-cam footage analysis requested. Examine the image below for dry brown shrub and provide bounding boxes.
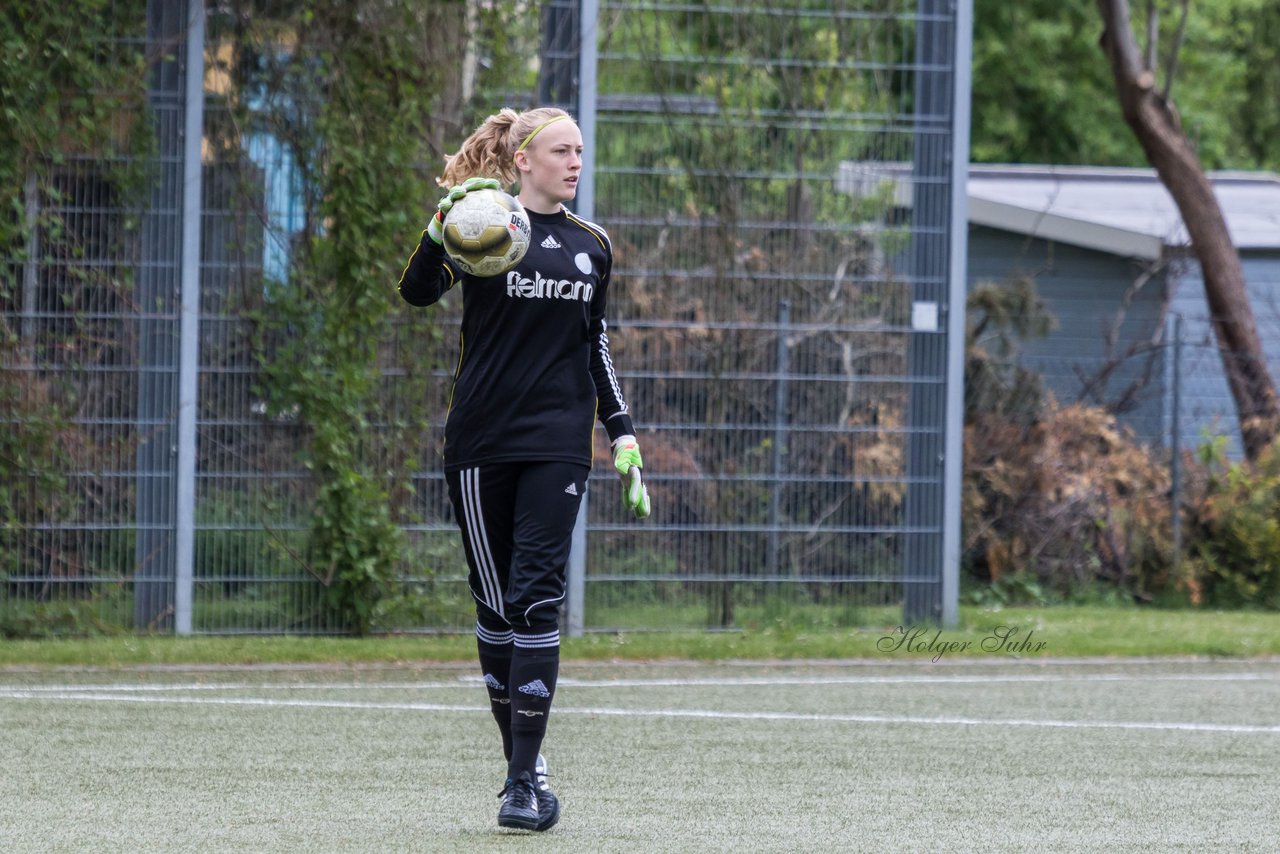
[964,402,1176,600]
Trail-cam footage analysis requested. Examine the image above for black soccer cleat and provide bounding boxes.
[497,771,540,830]
[534,753,560,831]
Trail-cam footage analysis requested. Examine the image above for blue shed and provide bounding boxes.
[964,165,1280,455]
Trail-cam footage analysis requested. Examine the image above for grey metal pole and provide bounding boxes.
[940,0,973,628]
[565,0,598,638]
[1171,313,1183,581]
[768,299,790,577]
[903,0,960,626]
[135,0,185,630]
[576,0,598,220]
[174,0,206,635]
[21,172,39,358]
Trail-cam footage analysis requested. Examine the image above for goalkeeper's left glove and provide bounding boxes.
[612,435,651,519]
[426,176,502,245]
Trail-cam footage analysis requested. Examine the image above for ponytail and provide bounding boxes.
[439,106,574,189]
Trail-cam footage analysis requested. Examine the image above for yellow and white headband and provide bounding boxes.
[516,115,571,152]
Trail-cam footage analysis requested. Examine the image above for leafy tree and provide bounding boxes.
[972,0,1279,171]
[1226,0,1280,170]
[971,0,1142,165]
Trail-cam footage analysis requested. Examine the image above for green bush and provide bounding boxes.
[1185,440,1280,609]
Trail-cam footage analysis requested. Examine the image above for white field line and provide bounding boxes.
[3,671,1276,694]
[1,688,1279,735]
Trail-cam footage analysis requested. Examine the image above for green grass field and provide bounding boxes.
[3,658,1278,852]
[4,606,1280,852]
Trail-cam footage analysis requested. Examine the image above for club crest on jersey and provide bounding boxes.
[506,269,594,302]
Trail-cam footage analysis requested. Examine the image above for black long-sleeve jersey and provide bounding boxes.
[398,207,635,472]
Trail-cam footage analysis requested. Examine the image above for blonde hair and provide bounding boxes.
[439,107,574,188]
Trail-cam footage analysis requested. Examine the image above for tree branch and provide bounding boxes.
[1144,0,1158,73]
[1162,0,1191,102]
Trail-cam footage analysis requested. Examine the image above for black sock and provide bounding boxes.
[507,627,560,781]
[475,621,515,763]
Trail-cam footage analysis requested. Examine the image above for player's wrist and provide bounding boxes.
[426,211,444,245]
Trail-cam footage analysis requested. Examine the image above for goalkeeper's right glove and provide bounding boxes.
[426,176,502,245]
[612,435,651,519]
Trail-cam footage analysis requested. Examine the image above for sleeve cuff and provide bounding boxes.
[604,413,635,444]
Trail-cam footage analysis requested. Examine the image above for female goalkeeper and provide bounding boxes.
[397,106,649,833]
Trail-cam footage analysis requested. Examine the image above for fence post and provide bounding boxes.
[768,299,791,577]
[576,0,598,220]
[564,0,598,638]
[21,173,39,359]
[1171,313,1183,581]
[940,0,972,629]
[134,0,186,631]
[174,0,206,635]
[903,0,964,626]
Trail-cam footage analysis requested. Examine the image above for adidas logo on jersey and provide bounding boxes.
[564,482,578,496]
[518,679,551,698]
[541,234,562,249]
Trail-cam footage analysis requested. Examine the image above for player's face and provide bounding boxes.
[516,120,583,212]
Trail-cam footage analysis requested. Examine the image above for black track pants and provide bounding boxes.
[446,461,589,631]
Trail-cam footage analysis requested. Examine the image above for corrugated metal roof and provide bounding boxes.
[967,164,1280,260]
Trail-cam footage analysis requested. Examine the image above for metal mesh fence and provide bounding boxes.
[1,1,970,635]
[2,0,156,631]
[1021,312,1264,459]
[582,0,954,627]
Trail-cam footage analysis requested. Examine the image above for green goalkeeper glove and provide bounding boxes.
[426,176,502,245]
[624,467,651,519]
[612,435,650,519]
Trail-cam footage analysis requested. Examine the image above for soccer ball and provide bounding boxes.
[441,189,532,277]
